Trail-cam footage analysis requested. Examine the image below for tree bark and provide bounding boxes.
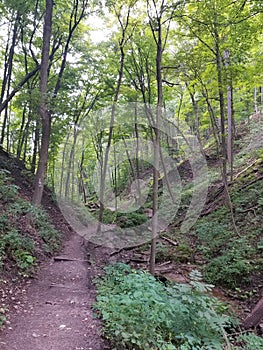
[148,1,162,275]
[242,298,263,329]
[224,49,234,182]
[32,0,53,206]
[0,12,20,146]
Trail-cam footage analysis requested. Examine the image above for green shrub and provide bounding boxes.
[0,171,61,272]
[117,211,147,228]
[94,263,231,350]
[235,333,263,350]
[1,229,35,272]
[193,189,261,289]
[204,250,252,288]
[7,199,62,254]
[99,208,147,228]
[31,207,62,253]
[156,242,193,264]
[196,221,233,258]
[0,170,19,202]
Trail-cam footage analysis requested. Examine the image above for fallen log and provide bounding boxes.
[53,256,88,262]
[161,236,178,246]
[242,297,263,329]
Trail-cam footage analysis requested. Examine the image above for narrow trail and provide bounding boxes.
[0,233,106,350]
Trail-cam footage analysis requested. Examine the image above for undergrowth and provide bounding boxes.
[193,179,263,289]
[96,208,147,228]
[94,263,246,350]
[0,170,62,276]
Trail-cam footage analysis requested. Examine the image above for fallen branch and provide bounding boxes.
[240,207,257,217]
[53,256,88,262]
[159,261,172,266]
[236,175,263,191]
[155,266,174,273]
[161,236,178,246]
[233,159,258,181]
[109,242,149,256]
[129,258,148,263]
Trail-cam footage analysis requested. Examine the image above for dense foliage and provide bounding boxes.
[0,0,263,192]
[0,169,61,275]
[0,0,263,346]
[95,263,263,350]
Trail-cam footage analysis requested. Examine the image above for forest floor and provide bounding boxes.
[0,142,262,348]
[0,232,108,350]
[0,148,110,349]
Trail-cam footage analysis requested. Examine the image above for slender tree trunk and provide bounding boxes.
[215,40,238,234]
[79,149,87,203]
[122,137,136,181]
[134,105,142,205]
[32,0,53,205]
[31,118,40,173]
[97,6,131,233]
[0,12,20,146]
[22,116,32,163]
[260,86,263,112]
[59,132,70,196]
[224,50,234,182]
[215,38,227,182]
[254,87,258,113]
[149,5,163,275]
[16,104,27,158]
[227,84,233,181]
[188,88,205,156]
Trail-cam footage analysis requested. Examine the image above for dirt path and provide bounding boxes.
[0,233,106,350]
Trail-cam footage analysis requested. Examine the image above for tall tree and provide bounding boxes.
[147,0,184,275]
[32,0,54,205]
[97,1,137,232]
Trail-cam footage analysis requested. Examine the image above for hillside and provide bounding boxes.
[83,119,263,348]
[0,147,73,327]
[0,122,262,349]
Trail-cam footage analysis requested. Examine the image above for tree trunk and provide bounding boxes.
[149,6,162,275]
[188,87,205,156]
[32,0,53,206]
[224,49,234,182]
[254,87,258,113]
[134,105,143,205]
[31,118,40,173]
[242,298,263,329]
[215,36,227,182]
[0,12,20,146]
[97,6,131,233]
